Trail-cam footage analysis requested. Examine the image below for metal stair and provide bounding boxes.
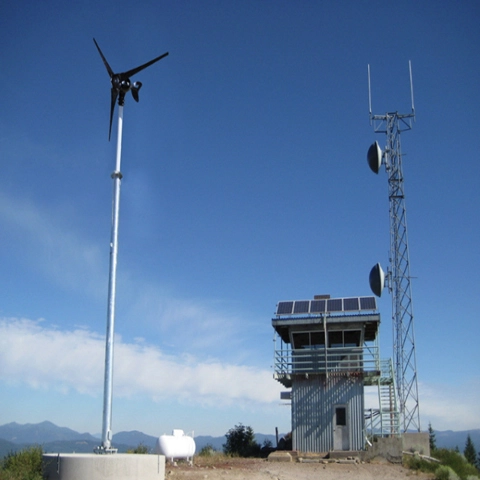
[365,358,400,440]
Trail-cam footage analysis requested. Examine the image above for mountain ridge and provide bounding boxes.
[1,421,478,459]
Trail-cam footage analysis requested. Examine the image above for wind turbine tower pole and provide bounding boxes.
[101,102,124,453]
[367,62,421,433]
[93,38,168,453]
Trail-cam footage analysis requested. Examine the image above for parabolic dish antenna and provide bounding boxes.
[367,140,382,174]
[369,262,385,297]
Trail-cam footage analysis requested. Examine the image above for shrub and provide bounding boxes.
[434,448,480,479]
[404,454,437,474]
[126,443,149,454]
[0,446,43,480]
[198,444,216,457]
[435,465,460,480]
[405,447,480,479]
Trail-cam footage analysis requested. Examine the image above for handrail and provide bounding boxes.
[274,346,381,375]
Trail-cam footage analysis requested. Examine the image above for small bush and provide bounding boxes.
[435,465,460,480]
[0,446,43,480]
[126,443,149,454]
[404,454,437,474]
[198,444,216,457]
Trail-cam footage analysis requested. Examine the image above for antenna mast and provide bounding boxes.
[367,63,421,433]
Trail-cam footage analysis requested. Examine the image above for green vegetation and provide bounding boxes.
[405,426,479,480]
[198,444,216,457]
[126,443,149,454]
[464,434,477,467]
[435,465,460,480]
[429,422,437,451]
[405,447,480,480]
[223,424,261,457]
[0,446,43,480]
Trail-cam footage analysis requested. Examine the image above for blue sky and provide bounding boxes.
[0,1,479,438]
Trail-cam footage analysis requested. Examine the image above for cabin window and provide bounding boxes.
[329,331,344,348]
[328,330,362,348]
[292,330,361,348]
[292,332,310,349]
[336,407,347,426]
[310,332,325,348]
[292,331,325,349]
[344,330,361,347]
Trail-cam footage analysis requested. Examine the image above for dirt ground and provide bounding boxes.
[165,456,432,480]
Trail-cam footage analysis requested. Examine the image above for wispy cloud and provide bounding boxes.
[0,190,253,361]
[124,284,252,358]
[0,318,282,406]
[365,381,480,432]
[0,192,106,298]
[419,380,480,431]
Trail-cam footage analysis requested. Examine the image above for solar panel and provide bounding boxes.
[293,300,310,314]
[277,301,294,315]
[310,299,326,313]
[360,296,377,310]
[343,297,360,311]
[276,296,377,316]
[327,298,343,312]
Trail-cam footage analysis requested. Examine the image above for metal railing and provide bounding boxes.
[274,346,381,376]
[365,358,400,440]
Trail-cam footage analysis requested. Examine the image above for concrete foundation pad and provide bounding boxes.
[43,453,165,480]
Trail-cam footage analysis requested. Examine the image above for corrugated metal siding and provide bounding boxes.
[292,375,364,452]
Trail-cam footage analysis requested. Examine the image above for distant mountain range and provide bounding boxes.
[0,421,247,458]
[0,421,478,459]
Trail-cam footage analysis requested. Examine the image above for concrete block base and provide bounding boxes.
[43,453,165,480]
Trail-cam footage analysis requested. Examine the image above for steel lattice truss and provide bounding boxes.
[371,111,421,433]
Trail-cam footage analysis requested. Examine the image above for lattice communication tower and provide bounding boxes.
[367,62,421,433]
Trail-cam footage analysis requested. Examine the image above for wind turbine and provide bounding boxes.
[93,38,168,453]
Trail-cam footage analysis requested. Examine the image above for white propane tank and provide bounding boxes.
[154,430,196,461]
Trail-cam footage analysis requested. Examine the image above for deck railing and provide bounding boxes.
[274,345,381,377]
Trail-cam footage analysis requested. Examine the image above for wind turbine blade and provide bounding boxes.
[93,38,114,78]
[123,52,169,78]
[109,88,118,141]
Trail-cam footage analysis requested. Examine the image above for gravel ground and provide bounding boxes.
[165,457,432,480]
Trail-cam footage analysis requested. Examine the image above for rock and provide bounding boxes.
[268,451,293,462]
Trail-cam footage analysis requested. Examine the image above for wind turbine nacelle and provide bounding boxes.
[369,262,385,297]
[367,141,382,174]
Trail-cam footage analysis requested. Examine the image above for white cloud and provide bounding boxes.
[0,318,282,406]
[2,318,478,434]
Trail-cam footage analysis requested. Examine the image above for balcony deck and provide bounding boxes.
[273,346,381,388]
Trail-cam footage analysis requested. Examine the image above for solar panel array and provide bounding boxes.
[276,296,376,316]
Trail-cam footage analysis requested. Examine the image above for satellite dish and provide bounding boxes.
[369,262,385,297]
[367,141,382,174]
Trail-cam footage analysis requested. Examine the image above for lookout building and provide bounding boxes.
[272,294,389,452]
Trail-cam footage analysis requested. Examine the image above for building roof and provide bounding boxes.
[272,295,380,343]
